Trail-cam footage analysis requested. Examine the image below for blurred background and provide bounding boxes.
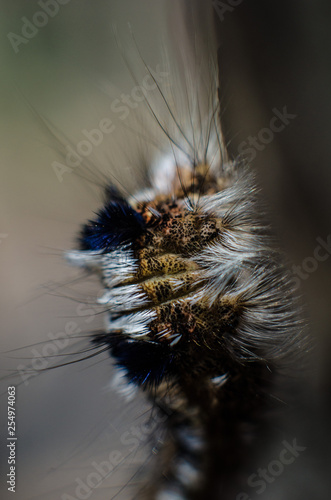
[216,3,331,499]
[0,1,170,499]
[0,0,331,499]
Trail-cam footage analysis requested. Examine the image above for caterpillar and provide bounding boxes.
[2,1,315,499]
[62,3,309,500]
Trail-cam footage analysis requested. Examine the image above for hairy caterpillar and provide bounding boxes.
[61,3,309,500]
[2,1,321,499]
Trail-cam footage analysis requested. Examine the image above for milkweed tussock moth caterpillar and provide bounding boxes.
[61,21,310,500]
